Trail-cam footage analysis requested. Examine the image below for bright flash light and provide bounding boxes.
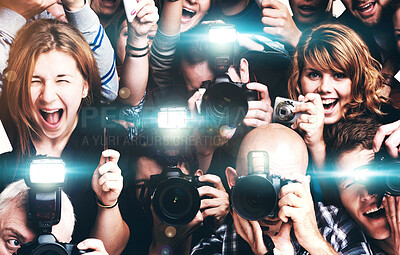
[353,167,371,183]
[30,158,65,184]
[158,107,188,129]
[209,25,237,43]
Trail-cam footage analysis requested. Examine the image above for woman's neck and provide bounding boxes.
[32,116,78,157]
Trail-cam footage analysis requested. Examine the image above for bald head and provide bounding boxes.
[236,124,308,177]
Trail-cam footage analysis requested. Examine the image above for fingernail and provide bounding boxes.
[77,242,85,249]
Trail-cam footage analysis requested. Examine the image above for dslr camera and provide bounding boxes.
[197,75,258,128]
[230,151,295,221]
[272,97,302,126]
[195,24,259,128]
[353,148,400,196]
[18,156,91,255]
[148,167,211,226]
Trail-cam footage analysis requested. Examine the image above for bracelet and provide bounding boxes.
[96,198,118,209]
[126,50,149,58]
[126,43,149,52]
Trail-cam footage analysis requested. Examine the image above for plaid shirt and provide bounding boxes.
[191,202,374,255]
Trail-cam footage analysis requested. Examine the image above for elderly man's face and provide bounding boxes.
[0,200,35,254]
[0,199,72,254]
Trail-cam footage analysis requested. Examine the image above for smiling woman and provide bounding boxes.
[287,23,387,169]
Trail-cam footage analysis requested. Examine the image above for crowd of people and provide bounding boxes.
[0,0,399,254]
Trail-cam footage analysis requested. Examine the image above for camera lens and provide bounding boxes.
[231,175,277,221]
[162,187,190,215]
[30,244,68,255]
[152,178,201,226]
[201,82,248,127]
[276,102,295,121]
[385,163,400,196]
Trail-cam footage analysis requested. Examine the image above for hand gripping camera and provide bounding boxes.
[272,97,303,126]
[18,156,91,255]
[353,148,400,197]
[148,167,211,226]
[230,151,295,221]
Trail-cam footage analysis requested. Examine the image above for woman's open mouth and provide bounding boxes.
[39,109,64,128]
[182,8,196,23]
[322,98,339,115]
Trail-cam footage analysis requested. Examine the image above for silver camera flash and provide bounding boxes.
[248,151,269,175]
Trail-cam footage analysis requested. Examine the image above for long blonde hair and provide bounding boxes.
[288,23,386,120]
[0,19,101,156]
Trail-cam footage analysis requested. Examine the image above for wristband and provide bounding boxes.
[96,198,118,209]
[126,50,149,58]
[126,43,149,52]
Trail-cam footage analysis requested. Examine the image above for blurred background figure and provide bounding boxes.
[90,0,123,28]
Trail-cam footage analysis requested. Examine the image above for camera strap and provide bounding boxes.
[263,234,275,255]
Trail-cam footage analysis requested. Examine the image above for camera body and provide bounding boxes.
[19,156,92,255]
[230,151,295,221]
[196,74,258,128]
[148,167,211,226]
[272,97,302,126]
[17,234,90,255]
[231,174,294,221]
[355,148,400,196]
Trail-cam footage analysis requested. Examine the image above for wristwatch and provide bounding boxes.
[263,234,275,255]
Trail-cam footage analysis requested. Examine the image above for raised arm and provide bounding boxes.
[63,0,119,103]
[119,0,159,106]
[149,0,182,89]
[0,0,57,94]
[91,149,129,255]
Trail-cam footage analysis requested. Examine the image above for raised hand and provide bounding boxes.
[1,0,58,19]
[373,119,400,158]
[91,149,123,207]
[261,0,301,47]
[243,83,273,127]
[197,174,229,227]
